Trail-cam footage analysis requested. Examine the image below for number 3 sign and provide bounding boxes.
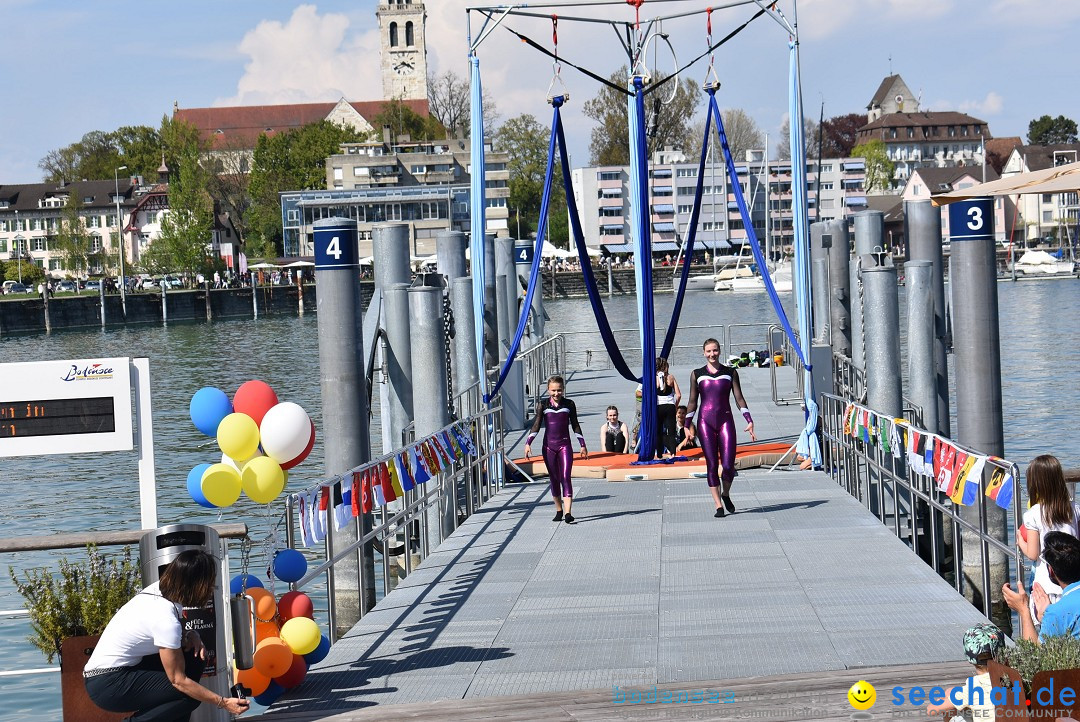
[946,198,994,243]
[313,220,359,269]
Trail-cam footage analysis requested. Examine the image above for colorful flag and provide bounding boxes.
[424,440,443,473]
[454,424,478,456]
[370,469,385,508]
[387,459,404,497]
[906,428,921,473]
[395,452,416,492]
[923,435,935,475]
[443,430,464,461]
[936,443,958,494]
[879,418,891,454]
[843,405,854,436]
[959,455,988,506]
[890,419,904,460]
[410,445,431,483]
[985,468,1015,510]
[432,434,454,466]
[380,462,397,504]
[947,451,968,501]
[985,468,1007,504]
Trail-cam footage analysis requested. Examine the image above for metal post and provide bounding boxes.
[607,260,614,297]
[495,238,526,429]
[114,165,128,319]
[861,253,902,419]
[905,261,936,432]
[515,239,544,341]
[205,280,212,322]
[948,197,1008,630]
[297,269,304,316]
[825,219,851,357]
[313,217,374,633]
[905,200,951,436]
[809,222,829,343]
[373,223,413,452]
[483,232,498,375]
[451,277,480,401]
[99,280,105,328]
[436,230,468,281]
[161,278,168,325]
[251,273,258,319]
[383,283,414,447]
[410,285,454,540]
[852,211,885,372]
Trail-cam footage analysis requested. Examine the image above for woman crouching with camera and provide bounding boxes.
[84,549,250,720]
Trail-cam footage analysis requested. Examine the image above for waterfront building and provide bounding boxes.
[900,166,1009,244]
[1001,144,1080,245]
[280,138,510,257]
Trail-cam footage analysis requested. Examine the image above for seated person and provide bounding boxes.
[599,405,629,453]
[675,405,697,452]
[1003,531,1080,642]
[927,622,1004,719]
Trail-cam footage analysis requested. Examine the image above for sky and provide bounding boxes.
[1,0,1078,184]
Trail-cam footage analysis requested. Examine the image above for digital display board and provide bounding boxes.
[0,358,133,457]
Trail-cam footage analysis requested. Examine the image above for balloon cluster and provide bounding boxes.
[187,381,316,507]
[231,551,330,705]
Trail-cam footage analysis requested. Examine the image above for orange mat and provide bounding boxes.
[513,442,794,481]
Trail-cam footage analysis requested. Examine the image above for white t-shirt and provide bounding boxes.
[84,582,184,671]
[1023,502,1080,605]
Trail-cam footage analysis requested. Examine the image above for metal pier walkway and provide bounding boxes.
[264,369,986,720]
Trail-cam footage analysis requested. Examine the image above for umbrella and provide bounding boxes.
[283,260,315,268]
[934,160,1080,205]
[249,262,281,270]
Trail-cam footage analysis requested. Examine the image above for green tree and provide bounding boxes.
[1,260,45,287]
[144,134,214,279]
[38,126,161,183]
[582,67,701,166]
[427,69,499,138]
[851,139,895,192]
[51,195,109,281]
[495,114,567,244]
[368,100,444,143]
[113,125,164,180]
[820,113,867,157]
[1027,115,1079,145]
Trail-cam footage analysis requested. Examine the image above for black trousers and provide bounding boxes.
[85,650,205,722]
[656,403,678,457]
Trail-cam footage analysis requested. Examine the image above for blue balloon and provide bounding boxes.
[229,573,264,595]
[273,549,307,583]
[303,635,330,666]
[253,680,285,706]
[187,464,215,508]
[189,387,233,436]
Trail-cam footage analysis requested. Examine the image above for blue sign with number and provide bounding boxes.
[513,242,534,266]
[947,197,994,243]
[313,224,359,269]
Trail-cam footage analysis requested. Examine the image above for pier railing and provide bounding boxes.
[819,392,1022,622]
[517,333,566,416]
[284,395,504,641]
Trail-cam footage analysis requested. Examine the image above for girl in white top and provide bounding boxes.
[1019,455,1080,621]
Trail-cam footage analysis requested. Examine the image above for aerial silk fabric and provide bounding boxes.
[788,40,822,466]
[486,100,559,401]
[629,77,658,462]
[469,53,487,396]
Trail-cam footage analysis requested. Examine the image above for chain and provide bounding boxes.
[443,290,456,420]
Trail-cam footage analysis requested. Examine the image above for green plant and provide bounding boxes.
[9,545,141,663]
[998,636,1080,686]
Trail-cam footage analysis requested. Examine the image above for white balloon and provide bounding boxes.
[260,402,312,464]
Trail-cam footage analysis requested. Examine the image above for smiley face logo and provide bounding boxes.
[848,680,876,710]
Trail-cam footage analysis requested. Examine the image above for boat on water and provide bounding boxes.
[1010,249,1076,276]
[715,261,793,293]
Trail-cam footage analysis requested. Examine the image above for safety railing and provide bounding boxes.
[518,334,566,416]
[833,351,866,404]
[283,392,504,642]
[819,392,1022,621]
[766,325,803,406]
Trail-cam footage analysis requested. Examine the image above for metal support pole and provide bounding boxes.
[451,277,480,401]
[852,211,885,373]
[313,217,374,635]
[436,230,468,282]
[515,240,544,342]
[483,233,498,376]
[905,261,936,432]
[809,222,829,343]
[607,259,614,297]
[495,238,526,429]
[251,273,258,319]
[373,223,413,452]
[905,200,951,436]
[383,283,414,447]
[410,285,454,541]
[297,270,304,316]
[949,197,1008,630]
[826,219,851,357]
[161,279,168,325]
[861,253,902,419]
[205,281,212,322]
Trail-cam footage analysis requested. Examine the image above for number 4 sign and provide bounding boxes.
[313,221,359,269]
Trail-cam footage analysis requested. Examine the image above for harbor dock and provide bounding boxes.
[264,368,985,719]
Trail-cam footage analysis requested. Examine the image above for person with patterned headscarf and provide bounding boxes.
[926,622,1004,720]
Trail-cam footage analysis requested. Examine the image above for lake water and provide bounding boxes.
[0,277,1076,719]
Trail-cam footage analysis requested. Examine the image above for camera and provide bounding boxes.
[231,683,251,701]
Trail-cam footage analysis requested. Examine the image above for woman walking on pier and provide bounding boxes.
[525,375,588,524]
[685,338,756,517]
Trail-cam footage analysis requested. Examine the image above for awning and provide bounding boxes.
[652,204,675,214]
[934,160,1080,205]
[727,201,740,210]
[602,223,624,230]
[843,161,866,170]
[653,222,676,232]
[845,196,868,206]
[842,178,864,185]
[650,169,673,177]
[734,165,748,174]
[600,187,622,196]
[651,186,673,193]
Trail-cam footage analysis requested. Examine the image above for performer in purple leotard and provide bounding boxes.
[685,338,757,517]
[524,375,588,524]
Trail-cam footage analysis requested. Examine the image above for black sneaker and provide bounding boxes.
[714,507,725,518]
[553,511,563,522]
[563,513,575,524]
[722,495,736,513]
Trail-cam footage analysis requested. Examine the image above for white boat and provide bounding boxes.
[715,261,793,293]
[1012,250,1075,276]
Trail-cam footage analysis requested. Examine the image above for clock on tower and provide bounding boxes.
[378,1,428,101]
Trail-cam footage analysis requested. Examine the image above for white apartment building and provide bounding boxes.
[1002,144,1080,244]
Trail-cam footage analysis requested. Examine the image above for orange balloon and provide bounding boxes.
[234,665,271,697]
[247,588,278,622]
[255,619,280,642]
[253,637,292,678]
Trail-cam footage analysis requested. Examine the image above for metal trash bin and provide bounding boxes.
[140,524,230,721]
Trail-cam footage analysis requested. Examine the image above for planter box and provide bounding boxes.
[986,660,1080,720]
[61,636,128,722]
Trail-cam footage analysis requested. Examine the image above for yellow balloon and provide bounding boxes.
[201,464,242,507]
[279,617,320,655]
[217,413,260,462]
[242,456,285,504]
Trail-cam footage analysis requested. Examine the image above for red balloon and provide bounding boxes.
[278,591,315,622]
[280,420,316,471]
[233,380,279,427]
[272,654,307,689]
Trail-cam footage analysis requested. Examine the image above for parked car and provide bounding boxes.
[84,280,102,292]
[3,282,28,294]
[57,280,77,293]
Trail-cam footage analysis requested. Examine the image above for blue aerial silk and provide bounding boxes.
[469,53,487,394]
[788,40,821,466]
[486,100,560,401]
[629,77,658,462]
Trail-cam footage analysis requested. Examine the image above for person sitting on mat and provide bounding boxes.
[524,375,588,524]
[599,405,629,453]
[675,405,697,452]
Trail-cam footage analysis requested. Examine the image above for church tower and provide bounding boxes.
[378,0,428,102]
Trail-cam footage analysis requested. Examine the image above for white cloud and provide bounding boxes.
[958,91,1005,117]
[217,5,381,106]
[990,0,1080,24]
[798,0,951,40]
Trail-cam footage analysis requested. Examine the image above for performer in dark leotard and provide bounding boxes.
[599,405,629,453]
[524,375,588,523]
[685,338,757,517]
